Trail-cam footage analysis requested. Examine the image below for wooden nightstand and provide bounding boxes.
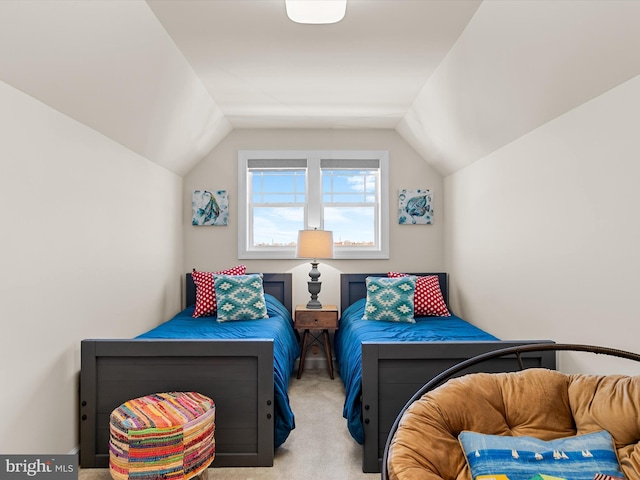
[294,304,339,379]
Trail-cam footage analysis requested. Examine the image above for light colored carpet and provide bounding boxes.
[79,368,379,480]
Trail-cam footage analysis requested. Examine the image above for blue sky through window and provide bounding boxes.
[251,168,376,247]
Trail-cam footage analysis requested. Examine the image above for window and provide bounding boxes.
[238,150,389,259]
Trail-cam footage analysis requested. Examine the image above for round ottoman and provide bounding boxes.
[109,392,215,480]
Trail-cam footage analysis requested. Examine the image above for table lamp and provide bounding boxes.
[296,229,334,309]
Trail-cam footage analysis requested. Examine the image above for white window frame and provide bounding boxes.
[238,149,389,259]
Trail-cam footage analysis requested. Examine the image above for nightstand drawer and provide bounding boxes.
[295,306,338,329]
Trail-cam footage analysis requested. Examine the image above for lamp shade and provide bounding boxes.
[296,230,334,259]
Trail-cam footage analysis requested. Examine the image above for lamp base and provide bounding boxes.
[306,274,323,309]
[306,299,323,309]
[307,259,322,310]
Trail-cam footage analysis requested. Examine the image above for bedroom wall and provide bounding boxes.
[183,128,445,309]
[444,73,640,375]
[0,81,184,454]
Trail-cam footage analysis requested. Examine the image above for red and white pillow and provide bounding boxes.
[192,265,246,317]
[387,272,451,317]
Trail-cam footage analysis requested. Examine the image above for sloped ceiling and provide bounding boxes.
[2,0,640,177]
[398,0,640,175]
[0,0,231,176]
[145,0,481,130]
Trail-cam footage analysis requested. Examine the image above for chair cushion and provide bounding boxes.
[387,369,640,480]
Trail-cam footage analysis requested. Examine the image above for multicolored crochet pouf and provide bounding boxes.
[109,392,215,480]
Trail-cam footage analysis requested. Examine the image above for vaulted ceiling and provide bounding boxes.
[2,1,640,176]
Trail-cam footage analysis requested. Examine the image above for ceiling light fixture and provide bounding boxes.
[285,0,347,25]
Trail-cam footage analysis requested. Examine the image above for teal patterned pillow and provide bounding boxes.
[213,273,269,321]
[363,276,416,323]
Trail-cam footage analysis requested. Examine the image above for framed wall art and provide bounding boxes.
[192,190,229,226]
[398,188,433,225]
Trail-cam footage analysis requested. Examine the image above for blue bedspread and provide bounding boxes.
[137,294,300,448]
[334,298,499,444]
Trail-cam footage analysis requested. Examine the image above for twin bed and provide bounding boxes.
[80,273,298,468]
[335,273,555,473]
[80,271,555,473]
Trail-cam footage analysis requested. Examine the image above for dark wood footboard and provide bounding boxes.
[360,340,556,473]
[80,339,275,468]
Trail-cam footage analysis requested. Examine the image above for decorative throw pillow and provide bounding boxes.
[387,272,451,317]
[458,430,623,480]
[191,265,246,317]
[213,273,269,321]
[363,276,416,323]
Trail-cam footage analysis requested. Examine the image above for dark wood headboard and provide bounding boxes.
[186,272,293,314]
[340,273,448,313]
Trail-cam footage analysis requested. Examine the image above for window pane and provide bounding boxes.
[328,175,354,191]
[365,174,377,193]
[256,193,301,203]
[240,149,388,259]
[324,206,375,246]
[250,170,305,203]
[322,169,377,203]
[324,193,364,203]
[252,207,304,247]
[261,173,294,192]
[296,174,306,192]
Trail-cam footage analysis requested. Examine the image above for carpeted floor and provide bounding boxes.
[79,368,379,480]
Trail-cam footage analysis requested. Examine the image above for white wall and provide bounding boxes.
[0,81,184,454]
[183,128,445,310]
[445,74,640,375]
[0,0,231,176]
[399,0,640,176]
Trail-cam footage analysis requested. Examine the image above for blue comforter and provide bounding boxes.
[334,298,499,444]
[137,294,300,448]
